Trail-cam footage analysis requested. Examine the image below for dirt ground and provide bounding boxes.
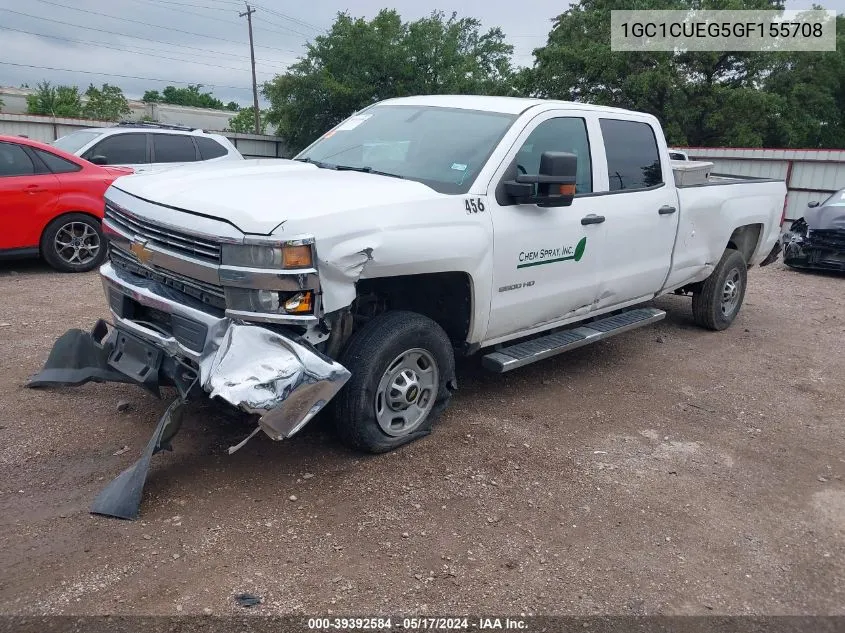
[0,260,843,617]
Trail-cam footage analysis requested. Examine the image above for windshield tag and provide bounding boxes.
[336,114,372,131]
[451,163,468,171]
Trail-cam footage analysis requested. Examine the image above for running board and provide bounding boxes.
[481,307,666,373]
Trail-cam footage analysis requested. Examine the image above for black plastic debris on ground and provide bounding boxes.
[234,593,263,608]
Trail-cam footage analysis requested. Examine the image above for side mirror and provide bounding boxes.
[88,155,108,165]
[504,151,577,207]
[807,201,820,208]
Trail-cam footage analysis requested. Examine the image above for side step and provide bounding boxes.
[481,307,666,373]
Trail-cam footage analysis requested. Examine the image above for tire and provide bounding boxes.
[331,310,456,453]
[691,248,747,331]
[41,213,106,273]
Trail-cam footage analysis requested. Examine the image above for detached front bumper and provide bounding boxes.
[36,261,350,441]
[27,263,350,520]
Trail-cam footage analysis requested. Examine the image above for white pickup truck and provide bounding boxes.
[30,96,785,517]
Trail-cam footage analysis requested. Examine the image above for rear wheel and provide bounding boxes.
[332,311,455,453]
[41,213,105,273]
[691,248,747,331]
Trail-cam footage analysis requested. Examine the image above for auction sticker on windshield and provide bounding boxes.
[336,114,373,131]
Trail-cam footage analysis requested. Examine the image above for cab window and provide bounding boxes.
[600,119,663,191]
[515,117,592,194]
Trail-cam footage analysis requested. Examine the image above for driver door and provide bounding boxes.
[484,111,604,342]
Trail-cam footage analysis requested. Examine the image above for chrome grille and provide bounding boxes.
[109,245,226,310]
[105,202,221,264]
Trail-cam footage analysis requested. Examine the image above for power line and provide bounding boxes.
[140,0,241,11]
[254,18,313,39]
[191,0,243,6]
[0,8,296,67]
[0,61,255,91]
[125,0,312,39]
[252,3,323,32]
[0,25,278,76]
[29,0,301,54]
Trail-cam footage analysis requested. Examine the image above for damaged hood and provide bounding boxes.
[110,159,445,235]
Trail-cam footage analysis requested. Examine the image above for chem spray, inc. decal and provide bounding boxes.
[517,236,587,269]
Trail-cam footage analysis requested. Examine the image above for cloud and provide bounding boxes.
[0,0,562,105]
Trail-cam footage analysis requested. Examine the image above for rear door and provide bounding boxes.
[591,118,679,310]
[0,141,60,250]
[150,133,200,169]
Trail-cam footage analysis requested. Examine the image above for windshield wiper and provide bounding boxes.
[293,157,332,169]
[333,165,405,179]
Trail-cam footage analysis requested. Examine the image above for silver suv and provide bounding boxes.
[52,122,243,172]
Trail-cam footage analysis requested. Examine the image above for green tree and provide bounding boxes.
[142,90,162,103]
[82,83,131,121]
[225,101,240,111]
[263,10,515,152]
[226,106,266,134]
[160,84,226,109]
[0,96,4,113]
[525,0,789,147]
[763,15,845,148]
[25,81,83,118]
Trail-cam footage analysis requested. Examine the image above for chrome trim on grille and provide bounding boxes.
[224,309,318,325]
[106,202,221,263]
[218,265,320,291]
[110,245,226,310]
[103,220,221,286]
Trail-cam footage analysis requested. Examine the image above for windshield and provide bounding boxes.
[296,105,517,194]
[52,130,104,154]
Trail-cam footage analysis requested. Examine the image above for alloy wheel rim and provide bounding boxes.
[54,222,100,266]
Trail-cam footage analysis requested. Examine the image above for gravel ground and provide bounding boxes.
[0,260,843,616]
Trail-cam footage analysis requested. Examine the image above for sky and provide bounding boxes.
[0,0,842,108]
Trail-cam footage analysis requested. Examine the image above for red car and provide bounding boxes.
[0,135,133,272]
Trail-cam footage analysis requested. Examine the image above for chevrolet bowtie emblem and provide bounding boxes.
[129,238,153,265]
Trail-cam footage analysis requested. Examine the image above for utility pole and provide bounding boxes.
[239,3,261,135]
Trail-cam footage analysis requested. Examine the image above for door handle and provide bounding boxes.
[658,205,677,215]
[26,186,46,193]
[581,214,606,225]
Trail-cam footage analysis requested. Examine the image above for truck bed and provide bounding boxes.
[663,176,786,291]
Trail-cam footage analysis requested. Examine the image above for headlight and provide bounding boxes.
[226,289,314,315]
[221,242,313,269]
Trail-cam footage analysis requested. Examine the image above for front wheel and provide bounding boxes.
[331,311,456,453]
[691,248,747,331]
[41,213,106,273]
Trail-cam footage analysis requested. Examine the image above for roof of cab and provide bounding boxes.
[375,94,646,118]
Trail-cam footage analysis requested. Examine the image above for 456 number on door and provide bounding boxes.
[465,198,486,214]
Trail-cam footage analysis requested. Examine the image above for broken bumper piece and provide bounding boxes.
[782,224,845,272]
[26,262,350,519]
[204,323,350,440]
